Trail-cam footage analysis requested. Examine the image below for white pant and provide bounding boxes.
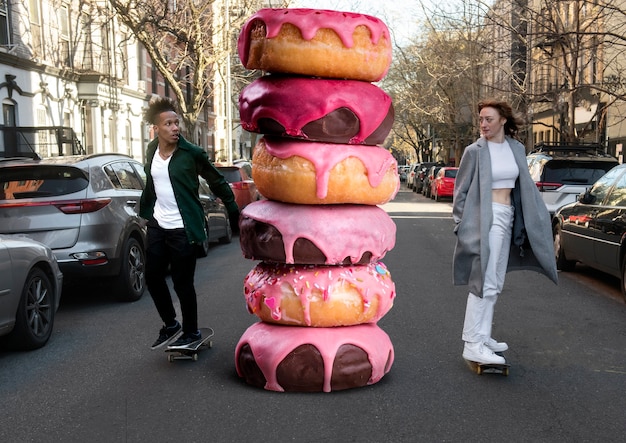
[462,203,514,343]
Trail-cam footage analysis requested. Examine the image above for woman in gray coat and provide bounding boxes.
[453,100,557,365]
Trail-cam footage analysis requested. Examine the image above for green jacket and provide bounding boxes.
[139,135,238,244]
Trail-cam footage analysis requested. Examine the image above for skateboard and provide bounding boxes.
[465,358,510,376]
[165,327,214,362]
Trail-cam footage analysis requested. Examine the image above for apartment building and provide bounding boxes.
[0,0,242,162]
[527,0,626,155]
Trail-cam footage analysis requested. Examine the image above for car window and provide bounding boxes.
[444,169,457,178]
[217,168,242,183]
[543,160,617,185]
[588,166,625,204]
[0,165,88,199]
[104,162,144,190]
[603,169,626,207]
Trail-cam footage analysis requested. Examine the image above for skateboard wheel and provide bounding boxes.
[503,367,509,376]
[168,354,175,363]
[209,341,213,348]
[192,353,198,361]
[476,366,483,375]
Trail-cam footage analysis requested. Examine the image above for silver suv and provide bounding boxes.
[0,154,147,302]
[527,143,619,217]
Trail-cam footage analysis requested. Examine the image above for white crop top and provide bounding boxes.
[488,140,519,189]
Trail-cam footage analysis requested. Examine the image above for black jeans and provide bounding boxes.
[145,225,198,334]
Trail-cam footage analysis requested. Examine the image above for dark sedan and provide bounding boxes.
[553,163,626,301]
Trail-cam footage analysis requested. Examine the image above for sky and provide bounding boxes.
[291,0,429,45]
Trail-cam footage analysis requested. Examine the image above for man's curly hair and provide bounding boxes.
[144,97,178,125]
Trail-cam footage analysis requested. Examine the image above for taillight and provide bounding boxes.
[54,198,111,214]
[0,198,112,214]
[231,182,250,190]
[535,182,562,191]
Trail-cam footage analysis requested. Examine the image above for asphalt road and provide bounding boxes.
[2,188,626,442]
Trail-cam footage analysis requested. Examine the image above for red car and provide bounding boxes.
[215,162,260,210]
[431,167,458,201]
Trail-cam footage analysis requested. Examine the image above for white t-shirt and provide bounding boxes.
[488,140,519,189]
[152,151,184,229]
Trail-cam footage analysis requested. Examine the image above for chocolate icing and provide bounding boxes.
[239,76,395,145]
[240,217,373,264]
[237,343,376,392]
[254,106,394,145]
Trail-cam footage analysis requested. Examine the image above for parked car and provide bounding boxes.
[527,142,619,218]
[422,165,443,198]
[215,161,260,210]
[406,163,419,189]
[398,165,410,183]
[553,163,626,301]
[0,154,147,302]
[414,162,437,193]
[431,167,458,201]
[0,236,63,350]
[197,177,233,257]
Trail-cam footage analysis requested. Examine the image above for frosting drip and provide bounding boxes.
[244,261,395,326]
[240,200,396,264]
[261,137,399,199]
[239,75,394,144]
[238,8,391,66]
[235,322,394,392]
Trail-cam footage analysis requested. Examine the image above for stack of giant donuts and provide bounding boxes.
[235,8,399,392]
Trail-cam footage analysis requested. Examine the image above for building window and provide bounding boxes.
[0,0,11,46]
[59,4,71,66]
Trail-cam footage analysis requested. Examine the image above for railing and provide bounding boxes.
[0,126,85,159]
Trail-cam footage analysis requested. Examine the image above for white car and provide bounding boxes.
[0,236,63,350]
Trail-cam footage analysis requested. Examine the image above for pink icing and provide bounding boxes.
[238,8,391,67]
[235,321,394,392]
[243,262,395,326]
[261,136,399,200]
[239,76,393,144]
[241,200,396,264]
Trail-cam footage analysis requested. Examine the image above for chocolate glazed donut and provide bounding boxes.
[239,217,374,265]
[240,75,395,145]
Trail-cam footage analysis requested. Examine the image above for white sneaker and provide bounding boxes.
[484,337,508,353]
[463,342,506,365]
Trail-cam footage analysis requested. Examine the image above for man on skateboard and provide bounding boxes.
[140,97,239,349]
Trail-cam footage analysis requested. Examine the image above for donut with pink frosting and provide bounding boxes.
[235,321,394,392]
[239,75,394,145]
[243,261,395,327]
[237,8,392,81]
[240,200,396,265]
[252,137,399,205]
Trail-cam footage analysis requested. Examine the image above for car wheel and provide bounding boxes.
[115,237,146,302]
[554,225,576,272]
[434,190,439,201]
[219,218,233,244]
[5,268,55,350]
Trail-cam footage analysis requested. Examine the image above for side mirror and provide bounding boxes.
[578,189,595,204]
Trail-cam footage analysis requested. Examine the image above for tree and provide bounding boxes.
[105,0,285,138]
[383,4,485,165]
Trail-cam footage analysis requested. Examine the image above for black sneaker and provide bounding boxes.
[151,321,182,349]
[169,331,201,347]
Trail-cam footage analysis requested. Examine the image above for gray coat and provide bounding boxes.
[452,136,558,297]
